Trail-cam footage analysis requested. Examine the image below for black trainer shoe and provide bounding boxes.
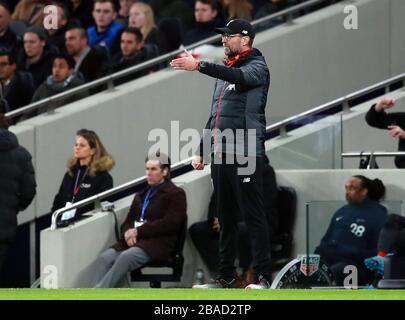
[245,275,271,289]
[192,278,237,289]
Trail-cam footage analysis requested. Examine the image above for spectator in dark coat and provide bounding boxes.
[65,27,109,82]
[111,27,158,83]
[183,0,225,45]
[31,54,87,113]
[51,128,114,217]
[0,2,21,53]
[0,49,35,113]
[92,152,187,288]
[0,113,36,270]
[46,1,81,53]
[365,97,405,168]
[17,26,57,89]
[68,0,94,29]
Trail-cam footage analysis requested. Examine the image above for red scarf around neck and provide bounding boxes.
[224,48,253,67]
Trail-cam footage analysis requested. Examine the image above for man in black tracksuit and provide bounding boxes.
[171,19,272,289]
[0,114,36,271]
[365,97,405,168]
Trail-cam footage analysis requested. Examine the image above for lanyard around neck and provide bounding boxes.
[72,167,88,202]
[140,187,158,221]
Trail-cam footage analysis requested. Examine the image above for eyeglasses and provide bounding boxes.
[221,34,242,40]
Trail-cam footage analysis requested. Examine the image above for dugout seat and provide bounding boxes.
[130,217,187,288]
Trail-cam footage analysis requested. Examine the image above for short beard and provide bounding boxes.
[224,45,240,57]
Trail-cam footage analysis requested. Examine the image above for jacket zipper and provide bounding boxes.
[213,83,227,154]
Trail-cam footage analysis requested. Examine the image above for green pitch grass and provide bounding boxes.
[0,289,404,300]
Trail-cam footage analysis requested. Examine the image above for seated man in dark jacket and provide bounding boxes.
[365,97,405,168]
[315,175,387,286]
[65,26,109,82]
[17,26,58,89]
[0,113,36,270]
[0,49,35,113]
[31,53,86,105]
[111,27,158,84]
[92,152,187,288]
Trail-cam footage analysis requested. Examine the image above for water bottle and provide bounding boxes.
[195,268,205,285]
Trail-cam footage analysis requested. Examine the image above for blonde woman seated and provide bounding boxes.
[51,129,114,223]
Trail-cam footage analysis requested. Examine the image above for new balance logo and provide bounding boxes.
[226,84,236,91]
[243,177,251,183]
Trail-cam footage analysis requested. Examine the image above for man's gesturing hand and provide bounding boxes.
[375,98,395,112]
[192,155,205,170]
[170,49,199,71]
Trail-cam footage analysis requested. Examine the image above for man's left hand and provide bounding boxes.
[388,125,405,139]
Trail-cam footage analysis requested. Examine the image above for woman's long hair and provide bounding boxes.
[67,129,114,176]
[129,2,156,40]
[221,0,252,21]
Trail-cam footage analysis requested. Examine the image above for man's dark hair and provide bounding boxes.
[94,0,117,12]
[0,0,11,14]
[196,0,220,11]
[51,1,71,21]
[0,48,16,65]
[0,112,10,129]
[352,175,386,201]
[122,27,143,44]
[66,26,88,40]
[145,151,171,179]
[53,53,75,69]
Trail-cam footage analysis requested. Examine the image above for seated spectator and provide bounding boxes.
[149,0,194,30]
[116,0,138,25]
[365,97,405,168]
[68,0,94,29]
[0,1,21,53]
[87,0,124,55]
[92,152,187,288]
[30,53,87,113]
[254,0,291,30]
[0,112,36,271]
[12,0,50,27]
[183,0,225,45]
[365,214,405,278]
[314,175,387,286]
[51,128,114,218]
[65,26,108,82]
[190,157,278,288]
[17,26,57,89]
[221,0,253,21]
[46,1,80,53]
[128,2,169,54]
[111,27,158,82]
[0,49,34,113]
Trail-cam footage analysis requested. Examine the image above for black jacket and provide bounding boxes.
[17,47,57,89]
[0,129,36,242]
[31,74,87,107]
[77,47,108,82]
[51,156,114,214]
[3,71,35,112]
[198,48,270,158]
[365,104,405,168]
